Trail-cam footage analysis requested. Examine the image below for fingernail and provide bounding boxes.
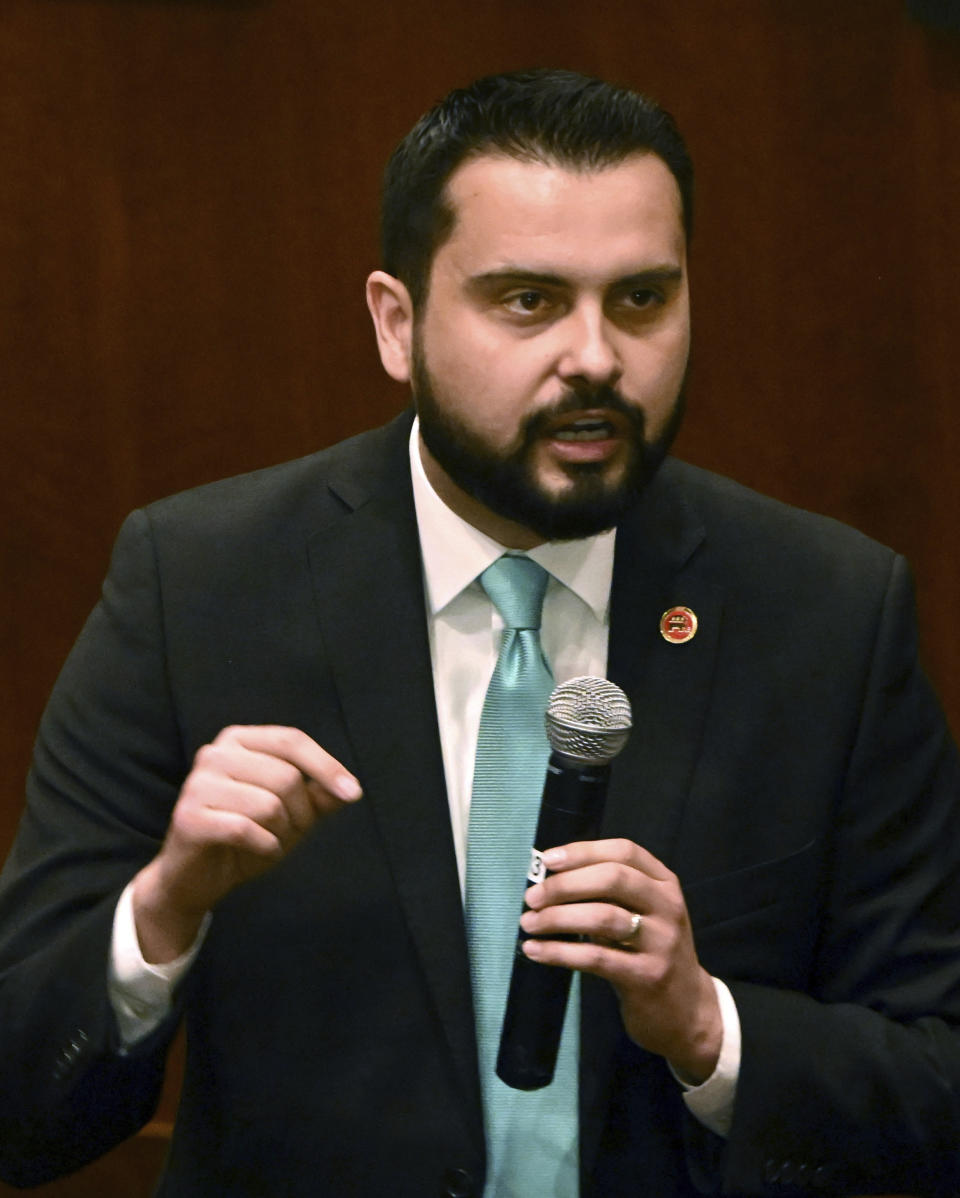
[541,848,566,868]
[525,884,544,909]
[522,939,544,959]
[334,775,363,802]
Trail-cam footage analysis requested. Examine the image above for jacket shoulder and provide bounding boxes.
[139,411,413,548]
[662,458,898,575]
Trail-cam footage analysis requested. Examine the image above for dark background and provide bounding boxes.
[2,1,958,1192]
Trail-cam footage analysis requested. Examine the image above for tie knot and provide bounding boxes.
[479,555,549,631]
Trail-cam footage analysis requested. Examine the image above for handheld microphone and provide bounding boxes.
[496,676,633,1091]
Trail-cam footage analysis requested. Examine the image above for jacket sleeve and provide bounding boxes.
[0,509,187,1186]
[712,554,960,1196]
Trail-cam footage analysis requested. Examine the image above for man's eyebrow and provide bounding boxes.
[467,269,569,292]
[617,266,684,287]
[466,265,684,292]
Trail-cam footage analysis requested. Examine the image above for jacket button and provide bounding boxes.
[441,1166,475,1197]
[52,1029,89,1080]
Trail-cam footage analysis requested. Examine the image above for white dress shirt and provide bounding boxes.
[108,418,739,1136]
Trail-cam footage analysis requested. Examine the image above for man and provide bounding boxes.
[0,69,958,1197]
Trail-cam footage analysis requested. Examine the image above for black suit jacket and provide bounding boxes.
[1,410,959,1197]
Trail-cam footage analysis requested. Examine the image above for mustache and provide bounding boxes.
[522,385,645,441]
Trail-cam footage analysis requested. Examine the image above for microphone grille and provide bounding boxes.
[545,676,633,765]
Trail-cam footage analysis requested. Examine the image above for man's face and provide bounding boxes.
[413,152,691,546]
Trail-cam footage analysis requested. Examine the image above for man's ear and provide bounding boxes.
[366,271,415,383]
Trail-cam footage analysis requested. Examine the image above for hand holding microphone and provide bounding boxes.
[497,676,722,1089]
[495,676,632,1090]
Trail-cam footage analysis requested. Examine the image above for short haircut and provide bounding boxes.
[381,68,694,310]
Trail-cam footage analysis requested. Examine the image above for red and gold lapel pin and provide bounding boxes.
[660,606,698,644]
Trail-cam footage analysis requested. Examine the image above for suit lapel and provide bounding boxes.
[305,415,484,1148]
[580,460,724,1178]
[604,461,722,863]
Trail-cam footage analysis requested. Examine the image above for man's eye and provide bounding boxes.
[505,290,547,314]
[628,288,662,308]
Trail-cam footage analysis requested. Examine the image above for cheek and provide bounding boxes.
[421,314,489,395]
[422,322,539,439]
[628,327,689,410]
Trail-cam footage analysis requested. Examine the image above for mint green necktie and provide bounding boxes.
[465,555,580,1198]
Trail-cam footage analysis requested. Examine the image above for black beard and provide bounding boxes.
[413,349,686,542]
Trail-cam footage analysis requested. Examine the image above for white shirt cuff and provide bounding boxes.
[107,879,210,1049]
[673,976,740,1137]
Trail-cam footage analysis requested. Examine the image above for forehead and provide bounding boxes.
[437,151,686,276]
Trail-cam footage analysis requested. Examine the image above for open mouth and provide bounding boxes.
[552,416,619,442]
[542,408,629,444]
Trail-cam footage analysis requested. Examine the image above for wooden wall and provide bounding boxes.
[1,0,958,1191]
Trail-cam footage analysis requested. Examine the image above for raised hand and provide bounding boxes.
[132,725,361,963]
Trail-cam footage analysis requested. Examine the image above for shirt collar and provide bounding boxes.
[409,417,615,622]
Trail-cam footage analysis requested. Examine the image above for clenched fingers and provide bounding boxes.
[140,725,363,949]
[211,725,363,810]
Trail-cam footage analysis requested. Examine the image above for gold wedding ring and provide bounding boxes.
[619,911,643,947]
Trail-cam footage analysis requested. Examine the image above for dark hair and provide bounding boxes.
[381,68,694,310]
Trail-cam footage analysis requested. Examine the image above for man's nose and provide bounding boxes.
[555,305,622,388]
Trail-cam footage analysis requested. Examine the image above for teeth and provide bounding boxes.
[554,420,614,441]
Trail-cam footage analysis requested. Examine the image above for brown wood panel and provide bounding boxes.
[1,1,958,1192]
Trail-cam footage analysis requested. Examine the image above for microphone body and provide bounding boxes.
[495,676,633,1091]
[495,753,610,1090]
